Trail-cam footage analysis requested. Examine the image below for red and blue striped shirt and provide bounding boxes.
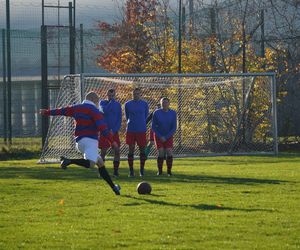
[45,100,112,142]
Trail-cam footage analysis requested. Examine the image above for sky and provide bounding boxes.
[0,0,216,76]
[0,0,215,30]
[0,0,125,29]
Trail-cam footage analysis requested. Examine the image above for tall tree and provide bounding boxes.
[96,0,157,73]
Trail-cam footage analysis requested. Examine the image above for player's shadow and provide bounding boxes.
[0,166,288,186]
[175,154,300,165]
[148,173,287,185]
[0,166,98,181]
[118,169,288,186]
[122,195,275,212]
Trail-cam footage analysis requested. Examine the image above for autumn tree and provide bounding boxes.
[96,0,157,73]
[95,0,293,148]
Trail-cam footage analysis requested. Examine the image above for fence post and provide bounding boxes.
[80,23,84,74]
[271,74,278,155]
[6,0,12,145]
[177,0,183,149]
[2,29,7,144]
[69,2,75,74]
[41,25,49,146]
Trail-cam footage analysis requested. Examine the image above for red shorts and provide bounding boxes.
[99,133,121,149]
[149,129,154,141]
[126,132,147,147]
[154,135,173,149]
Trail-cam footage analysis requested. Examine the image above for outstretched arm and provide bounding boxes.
[40,106,74,117]
[40,109,48,115]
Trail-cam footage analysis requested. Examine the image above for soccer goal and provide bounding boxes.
[39,73,278,163]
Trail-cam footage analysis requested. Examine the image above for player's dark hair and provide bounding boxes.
[133,87,141,92]
[108,89,115,93]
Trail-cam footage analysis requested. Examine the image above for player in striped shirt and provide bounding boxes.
[151,97,177,176]
[40,91,121,195]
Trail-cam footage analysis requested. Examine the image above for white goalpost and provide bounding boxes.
[39,73,278,163]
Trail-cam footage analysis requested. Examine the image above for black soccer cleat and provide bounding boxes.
[112,184,121,195]
[167,170,172,176]
[157,170,162,176]
[60,156,71,170]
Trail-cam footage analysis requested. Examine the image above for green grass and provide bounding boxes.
[0,156,299,249]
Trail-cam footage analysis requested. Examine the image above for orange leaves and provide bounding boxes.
[95,0,289,76]
[125,0,157,25]
[97,48,141,73]
[96,0,156,73]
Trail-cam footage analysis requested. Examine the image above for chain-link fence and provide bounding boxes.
[0,27,113,152]
[0,0,115,152]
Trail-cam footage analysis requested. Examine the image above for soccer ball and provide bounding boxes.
[136,182,152,195]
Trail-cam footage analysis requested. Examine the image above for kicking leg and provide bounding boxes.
[60,156,90,169]
[97,158,120,195]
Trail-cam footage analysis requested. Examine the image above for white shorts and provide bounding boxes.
[76,137,100,163]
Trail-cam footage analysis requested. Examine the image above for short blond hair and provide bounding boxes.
[85,91,99,104]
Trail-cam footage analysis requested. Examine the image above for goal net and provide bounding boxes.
[39,73,277,163]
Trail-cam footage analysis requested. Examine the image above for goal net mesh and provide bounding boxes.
[40,74,276,163]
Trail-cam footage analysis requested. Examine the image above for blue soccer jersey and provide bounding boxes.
[151,109,177,140]
[99,99,122,133]
[124,100,149,132]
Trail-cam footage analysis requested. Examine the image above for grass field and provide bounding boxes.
[0,155,299,249]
